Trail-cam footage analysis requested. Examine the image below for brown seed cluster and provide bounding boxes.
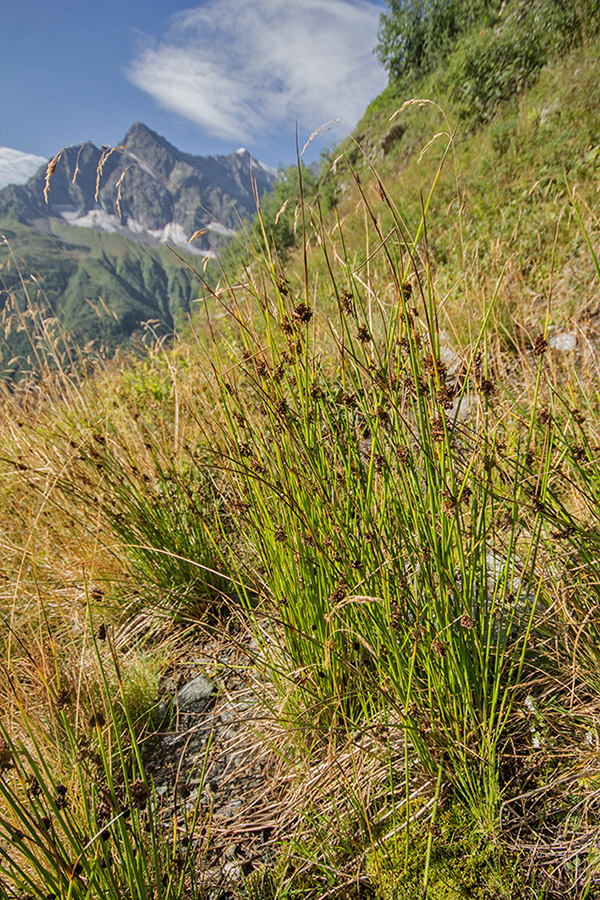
[436,384,456,409]
[280,316,294,335]
[442,492,456,516]
[0,739,12,771]
[478,378,495,397]
[340,289,354,314]
[330,579,348,604]
[538,407,552,426]
[396,445,410,467]
[431,638,446,658]
[430,415,445,442]
[292,303,313,324]
[130,780,150,809]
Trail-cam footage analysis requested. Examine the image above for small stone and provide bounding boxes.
[549,332,577,351]
[176,673,216,712]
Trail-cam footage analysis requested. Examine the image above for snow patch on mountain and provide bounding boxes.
[0,148,47,189]
[256,159,278,178]
[60,207,213,255]
[207,221,235,236]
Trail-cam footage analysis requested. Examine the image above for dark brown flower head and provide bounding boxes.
[572,444,587,462]
[0,738,13,771]
[130,780,150,809]
[401,281,412,300]
[442,492,456,516]
[538,407,552,426]
[431,638,446,658]
[177,782,191,799]
[275,399,289,416]
[374,454,385,473]
[336,390,357,409]
[423,354,446,380]
[273,527,287,543]
[533,334,548,356]
[460,613,475,629]
[415,375,429,396]
[292,303,313,324]
[26,775,41,798]
[340,289,354,314]
[430,414,445,442]
[238,442,252,458]
[356,325,371,344]
[55,784,69,810]
[390,600,401,630]
[330,579,348,604]
[399,336,411,355]
[280,316,294,335]
[97,623,107,642]
[478,378,495,397]
[277,277,289,295]
[436,384,456,409]
[396,445,410,467]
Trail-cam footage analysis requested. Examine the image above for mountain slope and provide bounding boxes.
[0,124,276,376]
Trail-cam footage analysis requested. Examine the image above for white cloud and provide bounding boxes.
[128,0,386,144]
[0,148,47,189]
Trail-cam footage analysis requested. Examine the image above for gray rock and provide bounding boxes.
[549,331,577,351]
[176,673,216,712]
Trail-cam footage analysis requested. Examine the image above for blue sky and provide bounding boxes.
[2,0,388,170]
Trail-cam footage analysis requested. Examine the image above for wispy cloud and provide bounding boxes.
[127,0,386,144]
[0,148,47,190]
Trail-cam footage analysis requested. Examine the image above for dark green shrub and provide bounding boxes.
[377,0,500,84]
[446,22,548,123]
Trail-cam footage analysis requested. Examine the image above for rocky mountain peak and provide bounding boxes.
[0,123,277,254]
[120,122,182,176]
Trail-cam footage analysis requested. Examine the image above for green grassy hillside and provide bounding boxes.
[0,219,200,377]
